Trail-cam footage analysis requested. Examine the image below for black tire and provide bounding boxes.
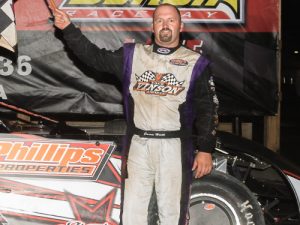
[189,171,265,225]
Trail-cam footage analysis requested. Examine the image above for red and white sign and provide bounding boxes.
[0,134,121,225]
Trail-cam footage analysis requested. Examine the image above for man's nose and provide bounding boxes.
[162,20,169,28]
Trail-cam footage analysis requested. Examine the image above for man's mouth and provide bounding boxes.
[161,28,171,33]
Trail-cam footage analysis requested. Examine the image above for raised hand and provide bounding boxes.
[48,0,71,30]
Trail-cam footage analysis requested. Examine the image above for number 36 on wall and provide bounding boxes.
[0,55,32,76]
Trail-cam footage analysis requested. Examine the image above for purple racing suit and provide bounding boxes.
[62,24,219,225]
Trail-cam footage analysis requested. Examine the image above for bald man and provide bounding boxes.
[50,3,218,225]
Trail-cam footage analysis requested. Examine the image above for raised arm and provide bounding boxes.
[48,4,123,80]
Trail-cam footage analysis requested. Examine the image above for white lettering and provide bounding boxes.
[245,212,255,224]
[181,12,192,18]
[112,10,123,17]
[134,82,184,96]
[207,11,218,18]
[162,86,172,93]
[144,132,154,136]
[134,10,147,18]
[146,83,159,92]
[17,55,32,76]
[239,201,255,225]
[0,55,32,76]
[170,86,184,95]
[86,11,98,17]
[0,56,14,76]
[66,10,77,17]
[245,212,253,220]
[240,200,253,213]
[0,85,7,100]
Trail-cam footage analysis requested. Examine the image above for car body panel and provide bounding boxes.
[0,131,299,224]
[0,133,121,225]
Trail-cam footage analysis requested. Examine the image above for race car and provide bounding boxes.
[0,118,299,225]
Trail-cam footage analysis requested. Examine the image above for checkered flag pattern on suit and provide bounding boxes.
[135,70,156,82]
[136,70,184,86]
[161,73,184,86]
[0,0,16,52]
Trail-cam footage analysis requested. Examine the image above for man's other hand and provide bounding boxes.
[192,152,213,178]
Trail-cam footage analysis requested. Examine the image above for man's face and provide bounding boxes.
[152,5,183,48]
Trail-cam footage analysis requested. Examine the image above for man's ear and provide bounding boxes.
[180,22,184,32]
[151,23,154,32]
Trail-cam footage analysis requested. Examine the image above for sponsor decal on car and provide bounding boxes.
[0,136,121,224]
[0,140,115,180]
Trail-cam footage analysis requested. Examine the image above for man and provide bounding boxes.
[50,3,218,225]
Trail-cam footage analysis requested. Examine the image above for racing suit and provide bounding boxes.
[62,23,219,225]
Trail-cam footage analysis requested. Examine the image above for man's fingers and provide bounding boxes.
[195,164,203,178]
[52,8,65,17]
[54,12,65,20]
[48,0,57,10]
[48,1,56,12]
[55,17,65,23]
[193,152,213,178]
[192,161,197,171]
[194,164,212,178]
[46,0,70,30]
[47,0,64,16]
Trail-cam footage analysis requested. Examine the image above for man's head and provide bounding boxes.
[152,4,183,48]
